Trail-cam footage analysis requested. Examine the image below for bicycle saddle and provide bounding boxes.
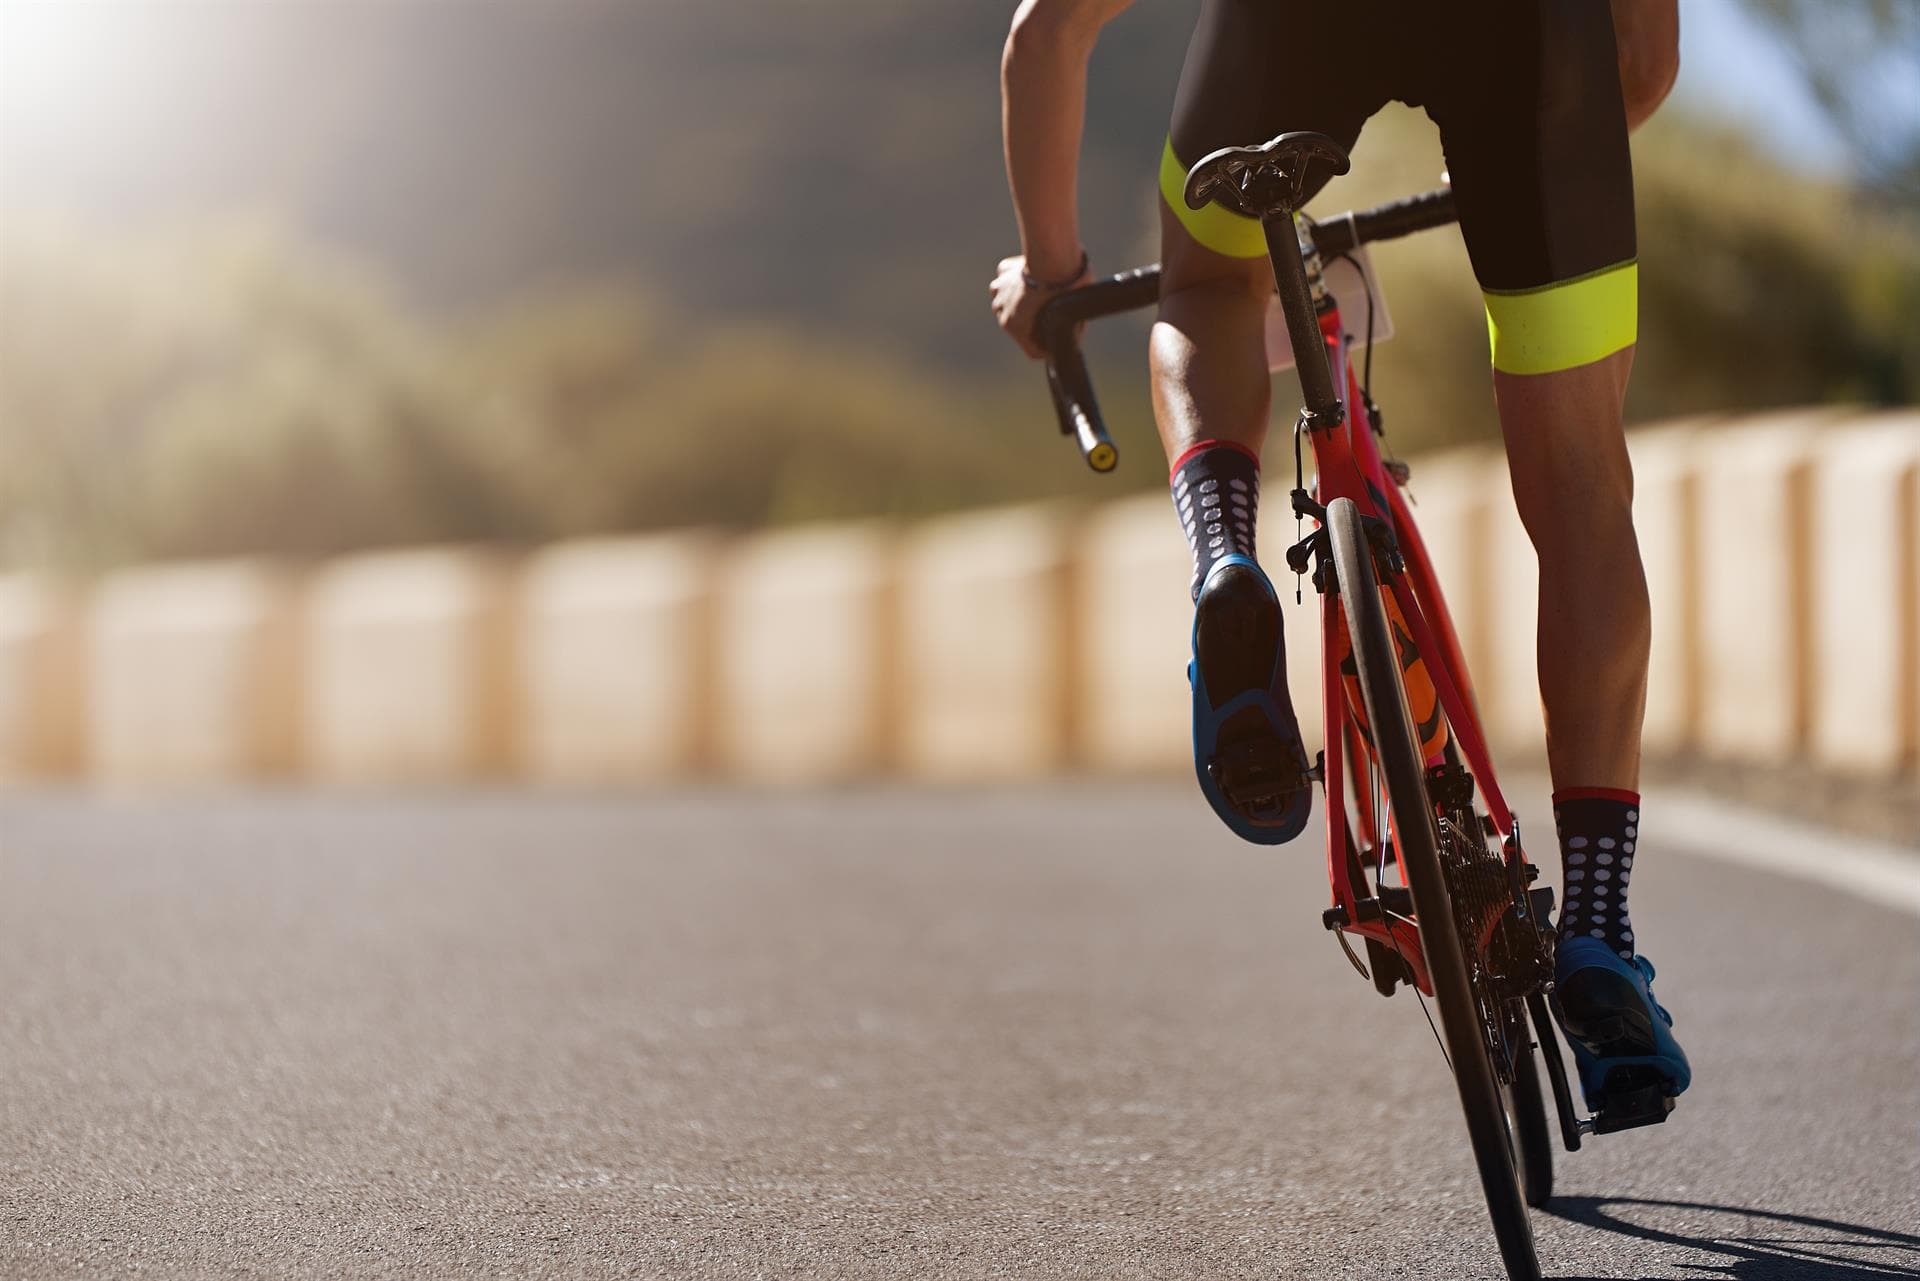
[1183,131,1352,219]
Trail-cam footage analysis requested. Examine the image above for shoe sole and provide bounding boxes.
[1554,965,1659,1060]
[1196,562,1282,738]
[1194,563,1305,823]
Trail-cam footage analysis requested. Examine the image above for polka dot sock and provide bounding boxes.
[1171,440,1261,601]
[1553,787,1640,959]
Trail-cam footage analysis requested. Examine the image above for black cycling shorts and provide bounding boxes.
[1163,0,1637,374]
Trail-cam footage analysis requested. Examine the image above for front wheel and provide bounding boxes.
[1326,497,1539,1281]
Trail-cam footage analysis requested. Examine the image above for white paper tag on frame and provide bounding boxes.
[1264,244,1393,373]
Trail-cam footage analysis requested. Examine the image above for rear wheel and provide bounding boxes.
[1439,750,1555,1207]
[1326,498,1540,1281]
[1505,1017,1555,1207]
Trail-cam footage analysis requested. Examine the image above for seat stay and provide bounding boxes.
[1325,319,1519,844]
[1311,307,1390,929]
[1308,296,1530,931]
[1383,481,1518,839]
[1321,579,1356,913]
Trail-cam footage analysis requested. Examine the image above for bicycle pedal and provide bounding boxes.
[1589,1086,1675,1135]
[1207,733,1308,809]
[1209,734,1277,772]
[1587,1067,1676,1136]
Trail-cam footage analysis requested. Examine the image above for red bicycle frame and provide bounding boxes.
[1031,186,1538,999]
[1306,298,1532,995]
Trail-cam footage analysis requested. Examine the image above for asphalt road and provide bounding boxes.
[3,782,1916,1280]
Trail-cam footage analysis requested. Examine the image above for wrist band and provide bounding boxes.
[1022,249,1088,291]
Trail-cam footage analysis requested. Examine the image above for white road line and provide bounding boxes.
[1647,786,1920,920]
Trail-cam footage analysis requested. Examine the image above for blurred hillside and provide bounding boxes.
[2,1,1916,566]
[4,1,1122,367]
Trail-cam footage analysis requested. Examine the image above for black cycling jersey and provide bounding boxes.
[1162,0,1637,375]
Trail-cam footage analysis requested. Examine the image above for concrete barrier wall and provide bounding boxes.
[0,408,1912,790]
[716,522,896,782]
[87,561,300,783]
[1079,493,1190,773]
[518,534,717,785]
[1695,411,1834,765]
[305,549,515,783]
[1809,414,1920,775]
[898,503,1078,780]
[0,576,85,778]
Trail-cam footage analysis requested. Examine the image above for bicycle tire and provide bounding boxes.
[1505,1021,1554,1207]
[1325,497,1539,1281]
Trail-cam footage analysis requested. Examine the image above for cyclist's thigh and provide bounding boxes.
[1163,0,1389,274]
[1425,0,1638,377]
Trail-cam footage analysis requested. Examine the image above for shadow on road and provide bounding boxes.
[1547,1196,1920,1279]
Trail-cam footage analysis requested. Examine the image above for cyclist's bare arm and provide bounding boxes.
[992,0,1133,357]
[1612,0,1679,130]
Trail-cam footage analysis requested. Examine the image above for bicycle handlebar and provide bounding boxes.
[1035,266,1159,473]
[1037,186,1456,471]
[1307,185,1457,259]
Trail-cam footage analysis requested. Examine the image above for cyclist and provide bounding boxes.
[991,0,1690,1114]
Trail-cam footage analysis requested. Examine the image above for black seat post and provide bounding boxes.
[1262,213,1341,424]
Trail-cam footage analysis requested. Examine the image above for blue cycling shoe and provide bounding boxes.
[1189,554,1313,845]
[1552,936,1691,1119]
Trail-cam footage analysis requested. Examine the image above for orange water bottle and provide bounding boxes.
[1332,590,1449,761]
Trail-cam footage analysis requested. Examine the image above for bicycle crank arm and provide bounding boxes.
[1528,993,1586,1152]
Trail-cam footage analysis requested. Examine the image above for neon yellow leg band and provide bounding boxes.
[1158,137,1269,260]
[1484,260,1638,375]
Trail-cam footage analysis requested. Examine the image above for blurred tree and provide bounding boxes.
[1632,115,1920,414]
[0,218,1096,568]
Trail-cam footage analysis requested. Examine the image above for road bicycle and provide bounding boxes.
[1035,132,1673,1281]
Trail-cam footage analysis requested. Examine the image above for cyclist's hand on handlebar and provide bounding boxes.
[990,253,1090,360]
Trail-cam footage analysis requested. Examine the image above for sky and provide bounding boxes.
[1675,0,1850,171]
[1676,0,1920,183]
